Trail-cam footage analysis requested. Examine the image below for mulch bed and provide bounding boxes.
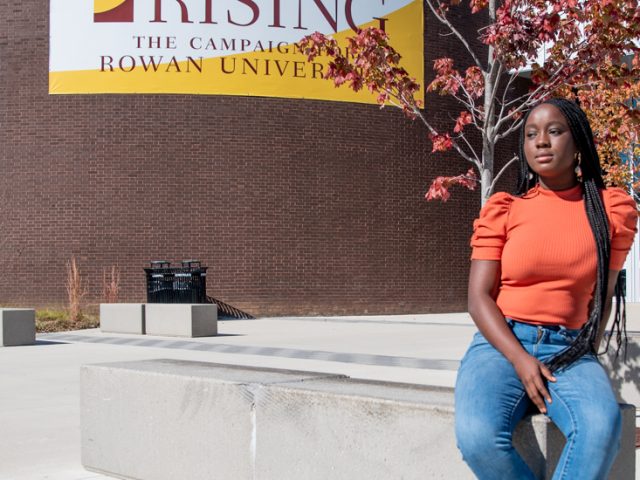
[36,316,99,333]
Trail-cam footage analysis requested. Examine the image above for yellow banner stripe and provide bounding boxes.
[94,0,127,14]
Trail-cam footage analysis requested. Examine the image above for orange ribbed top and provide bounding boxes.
[471,185,638,328]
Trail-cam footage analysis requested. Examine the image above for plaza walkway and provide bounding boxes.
[0,312,637,480]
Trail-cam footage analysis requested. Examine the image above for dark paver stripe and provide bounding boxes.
[37,333,460,371]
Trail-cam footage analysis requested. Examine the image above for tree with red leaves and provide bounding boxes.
[298,1,640,206]
[562,73,640,205]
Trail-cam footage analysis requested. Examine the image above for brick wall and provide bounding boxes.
[0,2,521,316]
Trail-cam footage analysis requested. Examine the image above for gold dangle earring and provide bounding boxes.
[574,152,583,182]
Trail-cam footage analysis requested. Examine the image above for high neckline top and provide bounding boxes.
[470,186,638,328]
[524,183,583,201]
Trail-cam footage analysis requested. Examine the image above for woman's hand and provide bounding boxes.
[469,260,557,414]
[511,352,556,413]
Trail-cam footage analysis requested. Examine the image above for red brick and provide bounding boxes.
[0,2,521,316]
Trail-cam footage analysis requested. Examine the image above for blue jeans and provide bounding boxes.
[455,320,621,480]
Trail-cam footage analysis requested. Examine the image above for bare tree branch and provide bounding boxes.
[457,132,482,166]
[451,91,476,113]
[487,61,504,113]
[495,118,524,143]
[503,45,587,108]
[424,0,484,71]
[497,70,520,121]
[449,75,484,116]
[410,107,480,167]
[489,155,519,194]
[493,71,560,134]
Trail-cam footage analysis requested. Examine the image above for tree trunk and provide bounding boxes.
[480,0,498,208]
[480,166,493,206]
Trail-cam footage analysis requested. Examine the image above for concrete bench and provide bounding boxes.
[145,304,217,337]
[80,360,635,480]
[100,304,146,334]
[0,308,36,346]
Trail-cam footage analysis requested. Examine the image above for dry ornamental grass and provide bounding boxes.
[66,257,87,322]
[33,260,121,333]
[102,265,121,303]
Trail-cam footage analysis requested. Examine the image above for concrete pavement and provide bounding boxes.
[0,312,637,480]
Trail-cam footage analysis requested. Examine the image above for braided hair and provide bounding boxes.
[516,98,627,372]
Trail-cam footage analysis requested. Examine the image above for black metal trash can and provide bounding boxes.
[144,260,208,303]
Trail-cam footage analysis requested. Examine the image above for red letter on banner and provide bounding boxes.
[227,0,260,26]
[151,0,193,23]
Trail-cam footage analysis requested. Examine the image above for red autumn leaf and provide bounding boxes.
[463,66,484,98]
[425,179,452,201]
[425,168,478,202]
[428,58,462,96]
[430,133,454,152]
[454,111,473,133]
[433,58,455,74]
[469,0,488,14]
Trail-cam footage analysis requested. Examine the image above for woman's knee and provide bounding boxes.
[569,402,622,455]
[455,415,511,461]
[587,405,622,451]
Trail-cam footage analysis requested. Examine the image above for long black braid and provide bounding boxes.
[516,98,627,372]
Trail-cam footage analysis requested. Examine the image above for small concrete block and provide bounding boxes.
[99,304,145,334]
[144,304,217,337]
[0,309,36,346]
[81,360,344,480]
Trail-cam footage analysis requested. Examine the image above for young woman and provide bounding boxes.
[455,98,638,479]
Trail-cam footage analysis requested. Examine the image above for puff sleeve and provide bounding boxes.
[470,192,513,260]
[604,188,638,271]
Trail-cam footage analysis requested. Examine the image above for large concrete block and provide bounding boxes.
[99,303,145,334]
[81,360,344,480]
[0,308,36,346]
[80,360,636,480]
[145,304,217,337]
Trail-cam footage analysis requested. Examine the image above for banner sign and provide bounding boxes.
[49,0,424,104]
